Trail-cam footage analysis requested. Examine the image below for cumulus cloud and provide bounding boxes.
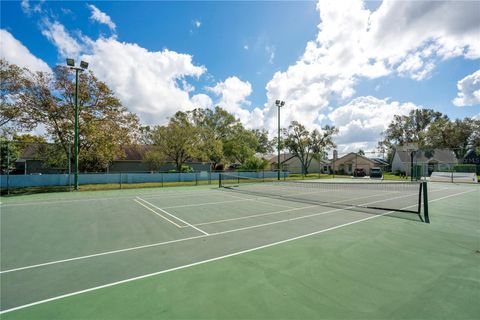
[36,17,208,124]
[191,93,213,109]
[328,96,418,153]
[261,0,480,149]
[453,70,480,107]
[0,29,51,72]
[41,19,83,58]
[82,38,206,124]
[87,4,116,31]
[207,76,262,127]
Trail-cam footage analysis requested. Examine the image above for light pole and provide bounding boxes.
[66,58,88,191]
[275,100,285,180]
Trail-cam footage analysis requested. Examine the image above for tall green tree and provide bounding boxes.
[0,59,37,136]
[150,111,199,171]
[8,63,140,171]
[380,109,448,149]
[427,117,480,160]
[223,124,259,164]
[283,121,338,174]
[253,129,274,154]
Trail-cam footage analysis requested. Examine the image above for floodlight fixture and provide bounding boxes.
[66,58,75,67]
[80,61,89,69]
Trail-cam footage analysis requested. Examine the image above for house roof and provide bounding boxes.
[394,149,457,163]
[268,153,330,165]
[370,158,389,166]
[333,152,376,165]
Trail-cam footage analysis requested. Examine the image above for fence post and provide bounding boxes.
[6,141,10,195]
[68,146,72,191]
[161,172,164,187]
[120,172,122,189]
[195,172,198,186]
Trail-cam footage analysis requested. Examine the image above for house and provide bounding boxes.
[330,152,377,175]
[391,149,457,176]
[268,153,330,174]
[12,143,212,174]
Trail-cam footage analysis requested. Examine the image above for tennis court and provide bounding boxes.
[0,179,478,319]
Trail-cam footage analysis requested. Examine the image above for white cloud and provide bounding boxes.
[207,76,257,126]
[244,45,249,50]
[38,19,209,125]
[191,94,213,109]
[328,96,418,153]
[87,4,116,31]
[261,0,480,146]
[193,19,201,28]
[265,45,275,64]
[0,29,51,72]
[20,0,43,15]
[82,38,206,124]
[21,0,31,14]
[41,19,83,58]
[453,70,480,107]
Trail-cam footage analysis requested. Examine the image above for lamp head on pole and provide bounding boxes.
[275,100,285,107]
[66,58,89,70]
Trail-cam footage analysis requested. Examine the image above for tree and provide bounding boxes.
[150,111,199,171]
[223,124,258,165]
[357,149,365,156]
[253,129,274,154]
[189,107,238,169]
[144,147,165,172]
[381,109,447,149]
[0,59,37,136]
[0,138,20,174]
[189,106,267,167]
[239,156,269,171]
[427,117,480,160]
[9,64,140,171]
[283,121,338,174]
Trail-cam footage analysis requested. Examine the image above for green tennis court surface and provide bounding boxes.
[1,181,478,319]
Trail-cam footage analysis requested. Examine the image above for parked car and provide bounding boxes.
[353,168,366,177]
[370,167,383,178]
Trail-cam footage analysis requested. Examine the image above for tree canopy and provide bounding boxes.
[282,121,338,174]
[380,108,479,160]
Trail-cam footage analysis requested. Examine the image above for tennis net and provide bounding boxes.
[219,174,429,223]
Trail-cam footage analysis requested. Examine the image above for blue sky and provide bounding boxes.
[1,0,479,153]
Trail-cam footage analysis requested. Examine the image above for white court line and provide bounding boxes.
[135,197,209,236]
[133,199,184,228]
[1,187,452,275]
[193,188,407,227]
[2,188,474,315]
[0,189,221,208]
[194,205,319,227]
[218,192,297,209]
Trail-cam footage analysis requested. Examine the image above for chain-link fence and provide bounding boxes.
[0,140,290,194]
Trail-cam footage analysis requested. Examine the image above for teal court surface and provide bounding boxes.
[0,179,478,319]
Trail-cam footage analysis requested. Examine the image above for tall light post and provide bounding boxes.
[275,100,285,180]
[66,58,88,191]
